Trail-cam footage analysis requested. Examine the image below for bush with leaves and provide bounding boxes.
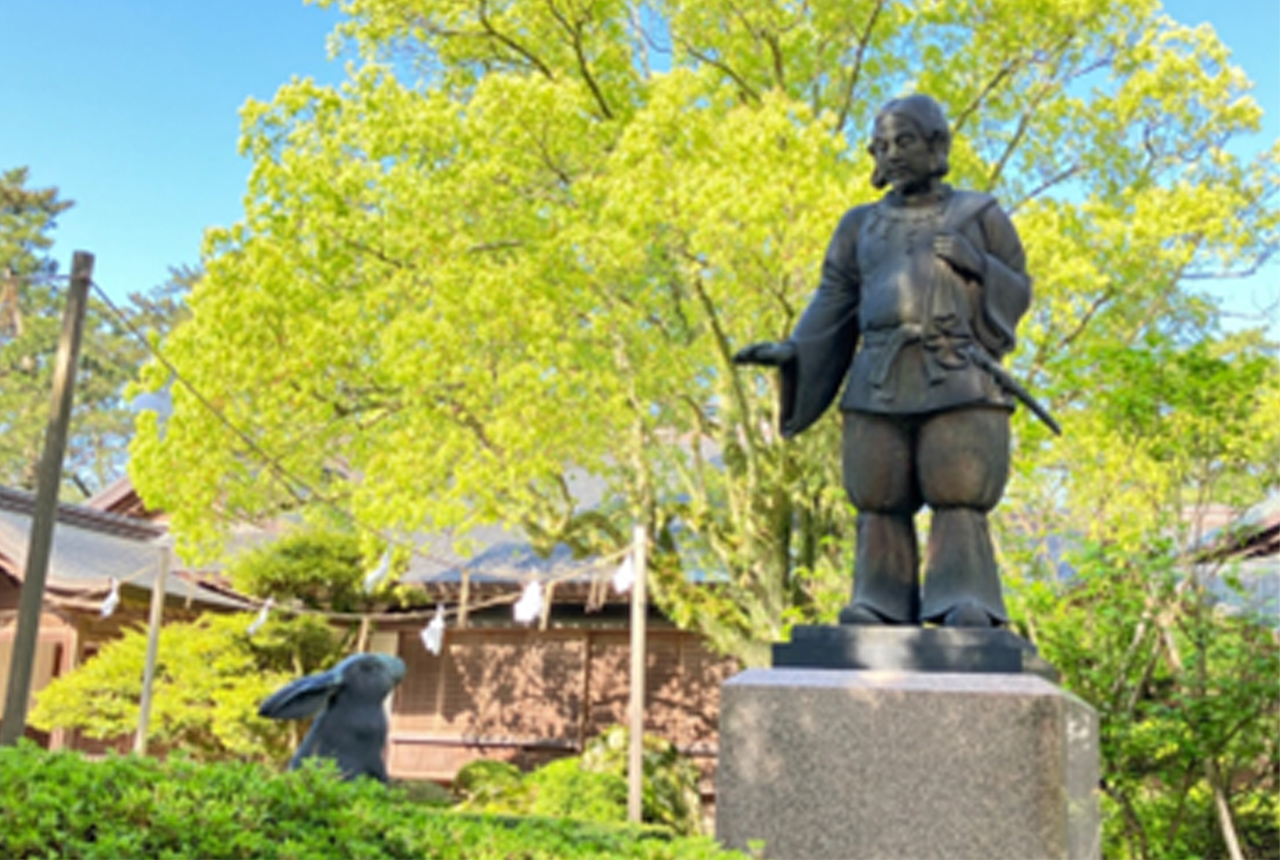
[30,612,345,764]
[230,528,374,612]
[452,759,530,809]
[454,727,704,835]
[526,757,631,823]
[0,743,744,860]
[580,725,705,836]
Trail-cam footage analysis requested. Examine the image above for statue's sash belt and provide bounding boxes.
[864,321,974,398]
[865,325,923,392]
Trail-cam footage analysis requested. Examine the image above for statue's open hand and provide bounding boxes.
[732,341,798,367]
[934,231,986,280]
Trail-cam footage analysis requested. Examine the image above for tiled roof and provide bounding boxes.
[0,487,253,611]
[1193,494,1280,561]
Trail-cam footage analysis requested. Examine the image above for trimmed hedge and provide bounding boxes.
[0,743,745,859]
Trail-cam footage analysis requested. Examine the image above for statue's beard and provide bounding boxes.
[871,156,946,191]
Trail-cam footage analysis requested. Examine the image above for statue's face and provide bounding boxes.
[871,113,936,194]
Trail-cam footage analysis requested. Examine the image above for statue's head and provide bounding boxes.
[868,94,951,191]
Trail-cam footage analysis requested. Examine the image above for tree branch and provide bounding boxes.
[477,0,556,81]
[466,239,525,254]
[984,28,1081,193]
[686,267,762,499]
[834,0,886,137]
[1184,246,1277,280]
[951,57,1023,137]
[328,228,415,270]
[1008,163,1080,214]
[440,394,503,455]
[544,0,614,119]
[677,38,760,102]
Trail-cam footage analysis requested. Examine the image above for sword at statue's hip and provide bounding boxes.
[964,344,1062,436]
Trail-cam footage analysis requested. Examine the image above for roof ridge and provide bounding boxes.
[0,485,166,541]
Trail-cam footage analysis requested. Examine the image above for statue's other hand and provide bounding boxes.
[732,341,797,367]
[934,231,986,280]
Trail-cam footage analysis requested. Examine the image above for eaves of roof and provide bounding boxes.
[0,487,253,611]
[0,485,165,541]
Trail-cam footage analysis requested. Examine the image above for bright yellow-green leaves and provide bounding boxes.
[132,0,1277,666]
[29,613,344,763]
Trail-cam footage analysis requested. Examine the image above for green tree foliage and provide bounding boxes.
[230,528,373,612]
[0,744,744,859]
[30,612,344,764]
[1010,545,1279,860]
[1000,316,1279,858]
[995,292,1278,857]
[129,0,1278,665]
[225,526,424,621]
[121,2,1277,851]
[1,166,193,497]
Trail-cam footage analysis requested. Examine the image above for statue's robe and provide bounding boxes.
[781,187,1031,436]
[778,186,1032,623]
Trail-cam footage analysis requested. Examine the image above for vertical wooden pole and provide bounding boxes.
[134,542,170,755]
[458,570,471,629]
[1,252,93,746]
[627,525,647,823]
[578,630,593,753]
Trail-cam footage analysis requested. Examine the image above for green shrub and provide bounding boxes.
[525,757,629,823]
[453,727,705,835]
[451,758,528,809]
[453,757,629,824]
[388,778,453,807]
[581,725,705,835]
[0,742,745,860]
[30,612,348,765]
[227,529,370,612]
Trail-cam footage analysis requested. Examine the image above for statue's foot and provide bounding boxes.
[838,602,897,625]
[940,602,1001,628]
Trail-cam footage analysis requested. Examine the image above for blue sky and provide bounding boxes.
[1,1,1276,330]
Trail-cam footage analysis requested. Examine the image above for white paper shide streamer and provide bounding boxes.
[513,581,544,624]
[100,577,120,618]
[612,554,635,595]
[247,597,275,636]
[420,604,446,655]
[362,548,394,592]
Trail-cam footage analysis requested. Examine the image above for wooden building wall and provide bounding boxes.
[386,626,737,783]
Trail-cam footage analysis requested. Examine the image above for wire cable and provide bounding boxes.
[86,279,635,597]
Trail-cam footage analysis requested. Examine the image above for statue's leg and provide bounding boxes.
[917,406,1011,626]
[839,411,922,624]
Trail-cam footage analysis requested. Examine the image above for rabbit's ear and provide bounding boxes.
[258,671,341,720]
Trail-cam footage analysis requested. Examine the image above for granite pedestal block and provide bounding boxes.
[716,669,1099,860]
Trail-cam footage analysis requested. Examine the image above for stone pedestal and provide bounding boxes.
[716,668,1100,860]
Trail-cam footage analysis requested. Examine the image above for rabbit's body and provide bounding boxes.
[260,653,407,782]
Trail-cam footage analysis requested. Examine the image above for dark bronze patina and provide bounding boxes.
[735,94,1055,629]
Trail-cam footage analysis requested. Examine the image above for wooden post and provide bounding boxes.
[627,525,647,823]
[134,542,171,755]
[457,570,470,629]
[0,252,92,747]
[578,630,593,753]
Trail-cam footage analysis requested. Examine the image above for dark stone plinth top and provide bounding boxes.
[772,624,1058,681]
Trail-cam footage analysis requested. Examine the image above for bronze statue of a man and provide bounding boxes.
[735,94,1035,628]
